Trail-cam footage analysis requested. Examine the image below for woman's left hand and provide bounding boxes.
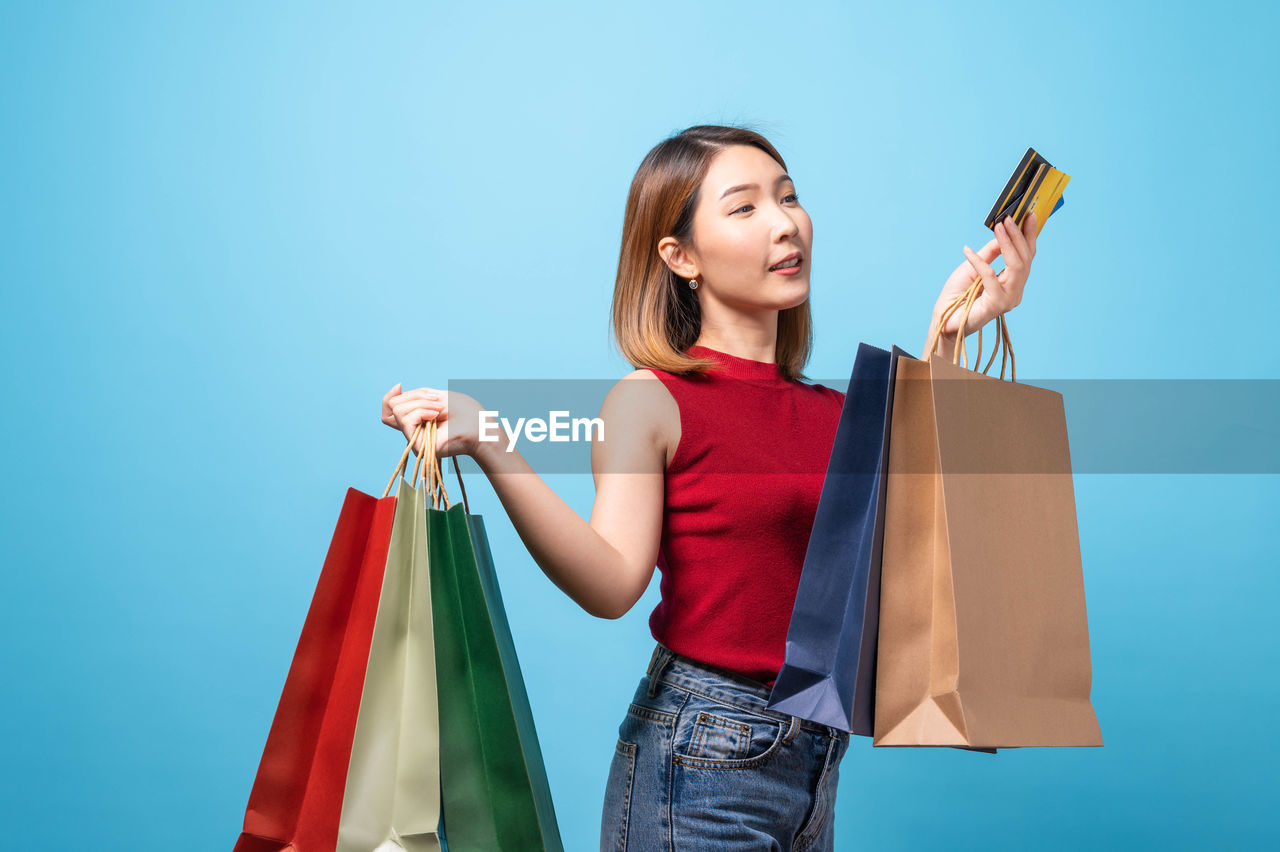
[931,211,1037,340]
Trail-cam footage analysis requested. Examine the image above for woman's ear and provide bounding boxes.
[658,236,698,280]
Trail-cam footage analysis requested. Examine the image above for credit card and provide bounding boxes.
[984,147,1070,237]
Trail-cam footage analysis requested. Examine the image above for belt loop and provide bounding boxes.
[646,644,674,697]
[782,715,801,744]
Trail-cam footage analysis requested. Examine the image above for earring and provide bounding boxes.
[688,278,699,290]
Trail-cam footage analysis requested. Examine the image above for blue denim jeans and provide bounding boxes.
[600,644,850,851]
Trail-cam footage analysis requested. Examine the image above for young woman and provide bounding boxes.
[380,125,1037,850]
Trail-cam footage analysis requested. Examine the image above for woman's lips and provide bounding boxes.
[770,260,803,276]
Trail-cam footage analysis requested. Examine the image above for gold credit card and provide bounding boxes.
[984,147,1069,237]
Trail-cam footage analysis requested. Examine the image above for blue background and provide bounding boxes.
[3,1,1277,848]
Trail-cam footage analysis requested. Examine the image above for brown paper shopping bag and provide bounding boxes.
[873,304,1102,749]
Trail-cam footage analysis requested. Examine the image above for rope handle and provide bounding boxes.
[923,272,1017,383]
[382,419,449,509]
[380,417,472,514]
[384,421,436,499]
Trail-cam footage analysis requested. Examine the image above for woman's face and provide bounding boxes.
[662,144,812,312]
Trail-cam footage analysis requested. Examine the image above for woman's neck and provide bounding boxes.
[691,335,777,365]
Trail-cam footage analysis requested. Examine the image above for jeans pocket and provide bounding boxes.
[689,710,750,760]
[671,699,787,770]
[600,738,637,851]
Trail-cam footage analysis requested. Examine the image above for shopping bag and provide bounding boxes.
[233,450,406,851]
[767,342,900,734]
[873,326,1103,748]
[428,452,563,851]
[336,464,441,851]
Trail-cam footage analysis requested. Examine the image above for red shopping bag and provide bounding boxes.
[233,434,426,851]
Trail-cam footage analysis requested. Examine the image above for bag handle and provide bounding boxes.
[380,419,471,514]
[384,421,439,500]
[382,419,448,508]
[924,271,1017,383]
[423,420,452,510]
[451,455,470,514]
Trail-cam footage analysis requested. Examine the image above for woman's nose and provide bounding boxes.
[773,210,800,239]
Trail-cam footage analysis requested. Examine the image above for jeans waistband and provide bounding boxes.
[645,643,847,740]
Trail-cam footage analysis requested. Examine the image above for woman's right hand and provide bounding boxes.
[381,383,486,459]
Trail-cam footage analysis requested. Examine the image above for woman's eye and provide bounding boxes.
[732,194,797,214]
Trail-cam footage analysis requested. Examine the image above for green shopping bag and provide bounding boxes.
[421,425,562,852]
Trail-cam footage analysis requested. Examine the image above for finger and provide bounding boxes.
[974,236,1002,264]
[392,389,441,404]
[382,382,403,412]
[1023,211,1038,256]
[993,220,1022,275]
[962,244,1000,289]
[394,399,441,417]
[393,403,441,427]
[1001,214,1030,268]
[947,238,1000,289]
[389,391,441,413]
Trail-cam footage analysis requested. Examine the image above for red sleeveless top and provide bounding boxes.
[646,344,845,686]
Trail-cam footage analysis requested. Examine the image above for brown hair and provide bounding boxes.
[610,124,813,382]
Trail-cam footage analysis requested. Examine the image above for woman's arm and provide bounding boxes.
[470,371,670,619]
[387,371,671,620]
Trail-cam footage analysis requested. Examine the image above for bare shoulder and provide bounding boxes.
[599,369,680,468]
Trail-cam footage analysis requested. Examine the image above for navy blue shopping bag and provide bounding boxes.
[766,343,905,734]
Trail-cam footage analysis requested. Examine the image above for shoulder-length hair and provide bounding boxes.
[610,124,813,382]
